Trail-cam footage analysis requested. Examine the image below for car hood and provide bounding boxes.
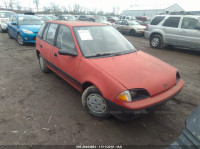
[20,25,41,33]
[0,18,9,23]
[89,51,177,96]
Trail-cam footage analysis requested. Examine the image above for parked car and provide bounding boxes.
[115,19,146,35]
[57,15,76,21]
[136,16,149,22]
[37,15,52,21]
[7,14,43,45]
[47,15,57,21]
[87,17,111,25]
[119,15,136,20]
[36,21,184,120]
[145,15,200,51]
[0,11,15,33]
[78,15,89,21]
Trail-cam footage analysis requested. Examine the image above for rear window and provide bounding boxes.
[150,16,165,25]
[162,17,181,28]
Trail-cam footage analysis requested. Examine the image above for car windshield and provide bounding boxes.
[18,16,43,25]
[0,12,15,18]
[129,21,139,25]
[74,26,137,58]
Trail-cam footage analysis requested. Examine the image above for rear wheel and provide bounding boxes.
[0,26,3,33]
[38,54,50,73]
[150,35,162,49]
[82,86,110,118]
[17,33,24,45]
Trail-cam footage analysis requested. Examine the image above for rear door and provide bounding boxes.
[177,17,200,50]
[161,16,181,45]
[40,23,58,63]
[115,20,123,32]
[122,20,130,33]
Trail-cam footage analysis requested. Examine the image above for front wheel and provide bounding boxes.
[8,30,13,39]
[82,86,110,118]
[0,26,3,33]
[150,35,162,49]
[130,29,136,36]
[17,33,24,45]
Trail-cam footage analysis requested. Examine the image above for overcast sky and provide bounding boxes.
[1,0,200,12]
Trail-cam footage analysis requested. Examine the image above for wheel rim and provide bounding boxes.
[17,34,23,45]
[87,94,106,113]
[39,56,45,70]
[151,37,160,47]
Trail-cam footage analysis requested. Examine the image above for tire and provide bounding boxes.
[130,29,136,36]
[8,30,13,39]
[0,26,3,33]
[38,54,50,73]
[17,33,24,45]
[82,86,110,118]
[150,35,162,49]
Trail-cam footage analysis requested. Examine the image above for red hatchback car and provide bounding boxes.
[36,21,184,120]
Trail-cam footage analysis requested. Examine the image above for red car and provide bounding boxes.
[36,21,184,120]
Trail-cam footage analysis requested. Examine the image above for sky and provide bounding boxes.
[1,0,200,12]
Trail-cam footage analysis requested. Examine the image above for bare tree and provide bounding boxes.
[33,0,39,12]
[2,0,9,9]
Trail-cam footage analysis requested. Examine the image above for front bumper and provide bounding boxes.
[20,31,37,43]
[144,31,150,39]
[135,30,145,34]
[108,79,184,114]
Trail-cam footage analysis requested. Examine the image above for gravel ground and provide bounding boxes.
[0,32,199,146]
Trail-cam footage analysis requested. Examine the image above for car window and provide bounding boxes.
[122,20,128,26]
[46,23,58,45]
[181,17,200,30]
[115,20,122,25]
[42,23,50,41]
[162,17,181,28]
[11,16,17,23]
[56,25,76,52]
[150,16,165,25]
[37,23,46,38]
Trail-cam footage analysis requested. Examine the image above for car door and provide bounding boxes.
[115,20,123,32]
[53,25,81,82]
[9,16,18,38]
[40,23,58,63]
[122,20,130,33]
[177,17,200,50]
[161,17,181,45]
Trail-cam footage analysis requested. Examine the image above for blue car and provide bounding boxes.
[7,14,43,45]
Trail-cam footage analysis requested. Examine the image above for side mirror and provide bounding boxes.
[11,22,17,25]
[58,49,77,57]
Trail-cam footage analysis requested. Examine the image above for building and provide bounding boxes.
[122,3,184,18]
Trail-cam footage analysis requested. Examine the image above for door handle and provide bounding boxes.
[40,45,43,48]
[54,53,57,57]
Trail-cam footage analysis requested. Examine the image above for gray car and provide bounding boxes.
[145,15,200,51]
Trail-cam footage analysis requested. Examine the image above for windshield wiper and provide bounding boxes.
[87,53,113,58]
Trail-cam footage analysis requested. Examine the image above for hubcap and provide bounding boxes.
[151,37,160,47]
[87,94,106,113]
[39,56,45,70]
[18,35,23,45]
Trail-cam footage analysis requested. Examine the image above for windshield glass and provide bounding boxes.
[74,26,136,58]
[129,21,139,25]
[18,16,43,25]
[0,12,15,18]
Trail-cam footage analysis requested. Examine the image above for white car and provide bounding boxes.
[0,11,15,33]
[115,19,146,35]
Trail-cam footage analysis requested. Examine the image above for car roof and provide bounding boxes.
[155,15,200,18]
[47,21,106,27]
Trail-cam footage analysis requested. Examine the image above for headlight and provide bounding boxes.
[117,89,150,102]
[22,29,33,34]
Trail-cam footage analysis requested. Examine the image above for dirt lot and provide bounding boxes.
[0,32,200,146]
